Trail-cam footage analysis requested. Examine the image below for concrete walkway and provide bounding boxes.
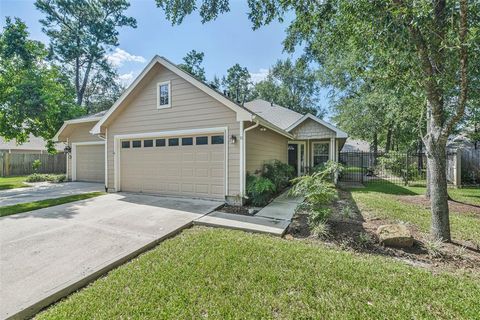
[0,182,104,207]
[195,190,303,236]
[0,193,221,320]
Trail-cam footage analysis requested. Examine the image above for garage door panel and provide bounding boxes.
[75,144,105,183]
[120,134,224,199]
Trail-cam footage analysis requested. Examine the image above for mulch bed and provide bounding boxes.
[286,190,480,274]
[217,204,255,215]
[396,195,480,215]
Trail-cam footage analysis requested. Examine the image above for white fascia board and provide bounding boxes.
[54,117,102,142]
[91,56,253,135]
[253,116,294,139]
[286,114,348,138]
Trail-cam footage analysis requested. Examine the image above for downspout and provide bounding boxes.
[241,119,260,198]
[96,130,108,192]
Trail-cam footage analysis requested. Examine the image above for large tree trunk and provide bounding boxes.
[372,132,378,165]
[385,128,392,153]
[425,135,450,241]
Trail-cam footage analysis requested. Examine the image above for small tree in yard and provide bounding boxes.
[155,0,480,242]
[32,159,42,173]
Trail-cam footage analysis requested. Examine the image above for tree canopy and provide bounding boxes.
[251,58,324,116]
[35,0,137,109]
[0,17,82,151]
[178,49,207,81]
[222,63,251,103]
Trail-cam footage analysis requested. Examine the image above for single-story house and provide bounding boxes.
[1,134,63,154]
[54,55,347,204]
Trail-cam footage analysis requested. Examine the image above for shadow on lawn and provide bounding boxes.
[344,180,419,196]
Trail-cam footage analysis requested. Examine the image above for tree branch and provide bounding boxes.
[442,0,469,137]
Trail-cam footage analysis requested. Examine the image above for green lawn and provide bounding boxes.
[37,227,479,319]
[349,183,480,243]
[0,192,105,217]
[0,176,28,190]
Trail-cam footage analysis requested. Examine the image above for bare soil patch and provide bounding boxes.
[395,195,480,215]
[217,204,256,215]
[286,190,480,274]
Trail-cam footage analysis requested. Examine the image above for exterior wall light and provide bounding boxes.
[229,135,237,144]
[260,127,267,132]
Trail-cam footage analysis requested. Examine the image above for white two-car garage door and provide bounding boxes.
[74,144,105,183]
[120,134,225,200]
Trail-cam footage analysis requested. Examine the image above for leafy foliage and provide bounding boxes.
[251,58,325,116]
[0,17,81,151]
[262,160,294,191]
[178,50,206,81]
[222,63,251,103]
[26,173,66,183]
[35,0,137,108]
[246,175,276,206]
[32,159,42,173]
[289,171,337,207]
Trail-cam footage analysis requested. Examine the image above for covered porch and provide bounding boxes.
[288,138,345,175]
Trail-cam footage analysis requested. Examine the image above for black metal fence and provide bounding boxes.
[339,151,427,186]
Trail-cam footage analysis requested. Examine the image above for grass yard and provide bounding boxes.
[349,183,480,243]
[0,176,28,190]
[0,192,105,217]
[37,227,479,319]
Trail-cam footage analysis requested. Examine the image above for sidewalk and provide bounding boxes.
[194,190,303,236]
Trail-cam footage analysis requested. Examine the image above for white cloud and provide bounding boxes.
[107,48,146,67]
[250,68,269,84]
[117,72,135,86]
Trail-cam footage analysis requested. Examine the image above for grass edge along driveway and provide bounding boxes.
[0,192,105,217]
[37,227,479,319]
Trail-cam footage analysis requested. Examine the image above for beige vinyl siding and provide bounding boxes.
[66,122,103,180]
[106,64,241,196]
[291,118,335,139]
[245,126,288,175]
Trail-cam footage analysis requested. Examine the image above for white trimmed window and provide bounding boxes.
[312,142,329,167]
[157,81,171,109]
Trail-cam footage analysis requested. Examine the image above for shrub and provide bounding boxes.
[262,160,295,191]
[311,221,331,239]
[246,175,276,206]
[289,171,337,206]
[26,173,67,183]
[309,207,332,226]
[32,159,42,173]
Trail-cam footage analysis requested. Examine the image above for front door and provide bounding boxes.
[288,142,306,176]
[288,144,298,175]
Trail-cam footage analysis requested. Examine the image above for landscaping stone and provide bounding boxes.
[377,224,414,248]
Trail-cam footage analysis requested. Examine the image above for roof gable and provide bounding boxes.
[286,114,348,138]
[90,56,254,134]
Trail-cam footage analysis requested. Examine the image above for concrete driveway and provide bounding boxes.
[0,182,104,207]
[0,193,221,319]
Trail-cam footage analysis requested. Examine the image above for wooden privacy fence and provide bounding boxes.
[0,152,66,177]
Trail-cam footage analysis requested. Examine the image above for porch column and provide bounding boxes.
[330,137,335,161]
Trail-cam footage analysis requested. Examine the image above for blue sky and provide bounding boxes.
[0,0,331,115]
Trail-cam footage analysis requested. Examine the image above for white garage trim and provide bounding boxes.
[113,127,228,195]
[71,141,106,181]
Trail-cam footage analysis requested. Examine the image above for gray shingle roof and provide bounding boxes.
[70,110,108,121]
[243,99,303,130]
[0,134,63,151]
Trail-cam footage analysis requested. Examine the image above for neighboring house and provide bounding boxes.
[0,134,62,154]
[341,138,372,152]
[54,55,347,204]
